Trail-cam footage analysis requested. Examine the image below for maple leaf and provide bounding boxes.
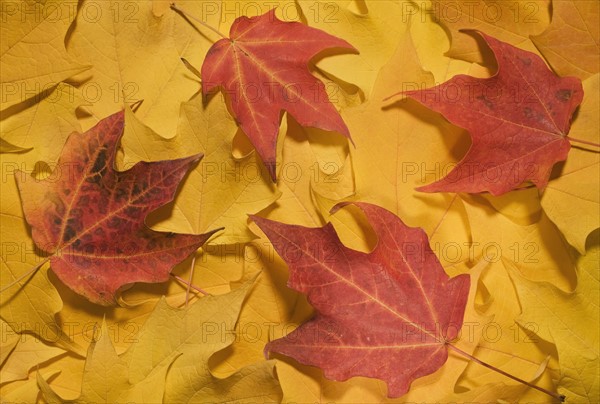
[15,111,217,305]
[201,9,356,181]
[541,75,600,254]
[451,257,562,401]
[2,370,59,403]
[0,159,71,346]
[37,280,282,403]
[0,0,88,109]
[513,231,600,402]
[252,202,470,398]
[65,0,215,135]
[0,83,88,166]
[272,260,488,404]
[400,31,584,195]
[428,0,549,64]
[296,0,406,100]
[0,319,65,384]
[462,194,576,288]
[531,0,599,79]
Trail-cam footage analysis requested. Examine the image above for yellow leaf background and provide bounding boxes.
[1,0,598,402]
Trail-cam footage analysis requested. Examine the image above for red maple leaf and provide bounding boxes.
[400,31,583,195]
[201,10,356,181]
[16,111,218,305]
[252,202,470,398]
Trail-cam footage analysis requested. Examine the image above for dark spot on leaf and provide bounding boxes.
[116,187,128,201]
[523,107,534,119]
[91,149,107,176]
[63,225,76,242]
[125,206,139,219]
[476,95,494,109]
[108,217,122,228]
[88,148,107,183]
[87,174,101,184]
[518,57,531,66]
[53,217,61,225]
[556,89,572,102]
[132,183,142,196]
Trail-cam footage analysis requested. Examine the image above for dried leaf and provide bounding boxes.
[541,74,600,253]
[254,202,470,397]
[404,31,583,195]
[202,10,356,180]
[0,0,88,109]
[429,0,549,63]
[16,111,216,305]
[532,0,599,79]
[513,232,600,401]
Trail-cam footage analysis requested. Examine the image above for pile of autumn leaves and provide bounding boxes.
[1,0,599,403]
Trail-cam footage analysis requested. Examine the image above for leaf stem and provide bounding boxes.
[382,91,403,102]
[0,258,50,294]
[170,273,211,296]
[170,3,227,40]
[180,57,202,80]
[185,256,196,307]
[447,343,565,402]
[567,137,600,148]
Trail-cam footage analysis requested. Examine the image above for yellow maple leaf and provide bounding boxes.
[210,242,313,376]
[37,320,173,403]
[259,112,353,229]
[513,231,600,402]
[427,0,550,63]
[0,320,65,384]
[453,259,560,401]
[66,0,216,135]
[38,280,282,402]
[462,194,576,290]
[0,0,89,109]
[0,83,88,166]
[297,0,407,100]
[0,369,60,402]
[541,74,600,254]
[0,158,76,349]
[531,0,599,79]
